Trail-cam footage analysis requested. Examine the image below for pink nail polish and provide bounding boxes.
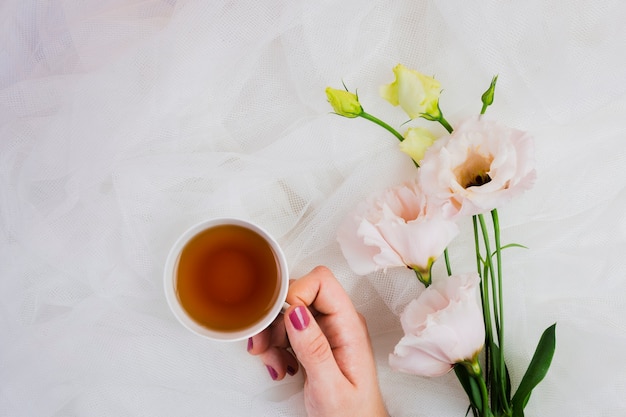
[247,337,253,352]
[289,305,310,330]
[266,365,278,380]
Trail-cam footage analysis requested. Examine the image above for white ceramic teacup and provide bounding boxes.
[164,218,288,342]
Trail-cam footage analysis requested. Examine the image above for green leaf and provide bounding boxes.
[499,243,528,251]
[490,243,528,259]
[512,323,557,416]
[464,404,479,417]
[455,365,482,413]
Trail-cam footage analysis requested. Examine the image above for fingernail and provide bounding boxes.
[286,365,296,376]
[247,337,253,352]
[289,305,310,331]
[266,365,278,381]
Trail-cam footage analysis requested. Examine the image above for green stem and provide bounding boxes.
[491,210,504,336]
[480,212,512,415]
[478,214,502,410]
[474,216,495,341]
[360,111,420,168]
[491,209,511,415]
[438,115,454,133]
[413,268,431,288]
[472,215,492,382]
[473,215,493,400]
[444,248,452,276]
[477,374,492,417]
[422,101,454,133]
[478,214,500,336]
[472,216,482,274]
[491,208,504,351]
[360,112,405,142]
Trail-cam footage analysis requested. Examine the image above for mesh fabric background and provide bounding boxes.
[2,1,626,416]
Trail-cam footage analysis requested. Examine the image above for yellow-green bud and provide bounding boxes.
[399,127,437,164]
[380,64,442,120]
[325,87,363,118]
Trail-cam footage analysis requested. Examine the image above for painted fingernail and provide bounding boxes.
[266,365,278,381]
[289,305,310,331]
[247,337,253,352]
[286,365,296,376]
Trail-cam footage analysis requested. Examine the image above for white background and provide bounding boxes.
[1,1,625,416]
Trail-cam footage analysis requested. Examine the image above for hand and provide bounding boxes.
[247,266,388,417]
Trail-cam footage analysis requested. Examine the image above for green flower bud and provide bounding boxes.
[480,75,498,114]
[325,87,363,118]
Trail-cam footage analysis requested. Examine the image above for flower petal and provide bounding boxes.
[389,335,454,377]
[375,215,459,271]
[337,215,383,275]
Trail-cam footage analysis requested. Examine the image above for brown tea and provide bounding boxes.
[175,224,280,332]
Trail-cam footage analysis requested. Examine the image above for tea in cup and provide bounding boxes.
[164,218,288,341]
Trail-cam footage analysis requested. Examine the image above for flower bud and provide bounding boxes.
[399,127,437,164]
[380,64,441,120]
[481,75,498,111]
[325,87,363,118]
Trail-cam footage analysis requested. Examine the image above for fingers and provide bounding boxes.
[247,317,288,355]
[256,346,299,381]
[286,266,377,387]
[283,304,343,383]
[248,266,372,385]
[247,313,297,380]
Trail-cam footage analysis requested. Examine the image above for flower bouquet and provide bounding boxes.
[327,65,556,417]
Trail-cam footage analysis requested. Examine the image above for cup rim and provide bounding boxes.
[163,217,289,342]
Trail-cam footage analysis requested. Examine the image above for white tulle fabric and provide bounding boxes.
[2,1,626,416]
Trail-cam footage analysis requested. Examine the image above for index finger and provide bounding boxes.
[286,266,358,320]
[286,266,375,387]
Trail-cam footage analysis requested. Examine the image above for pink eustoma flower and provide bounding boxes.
[337,180,458,285]
[419,117,536,218]
[389,272,485,377]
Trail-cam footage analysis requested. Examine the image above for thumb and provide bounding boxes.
[284,305,342,382]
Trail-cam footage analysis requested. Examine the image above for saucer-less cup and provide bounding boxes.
[164,218,288,342]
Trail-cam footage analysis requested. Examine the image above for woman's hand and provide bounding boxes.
[247,266,388,417]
